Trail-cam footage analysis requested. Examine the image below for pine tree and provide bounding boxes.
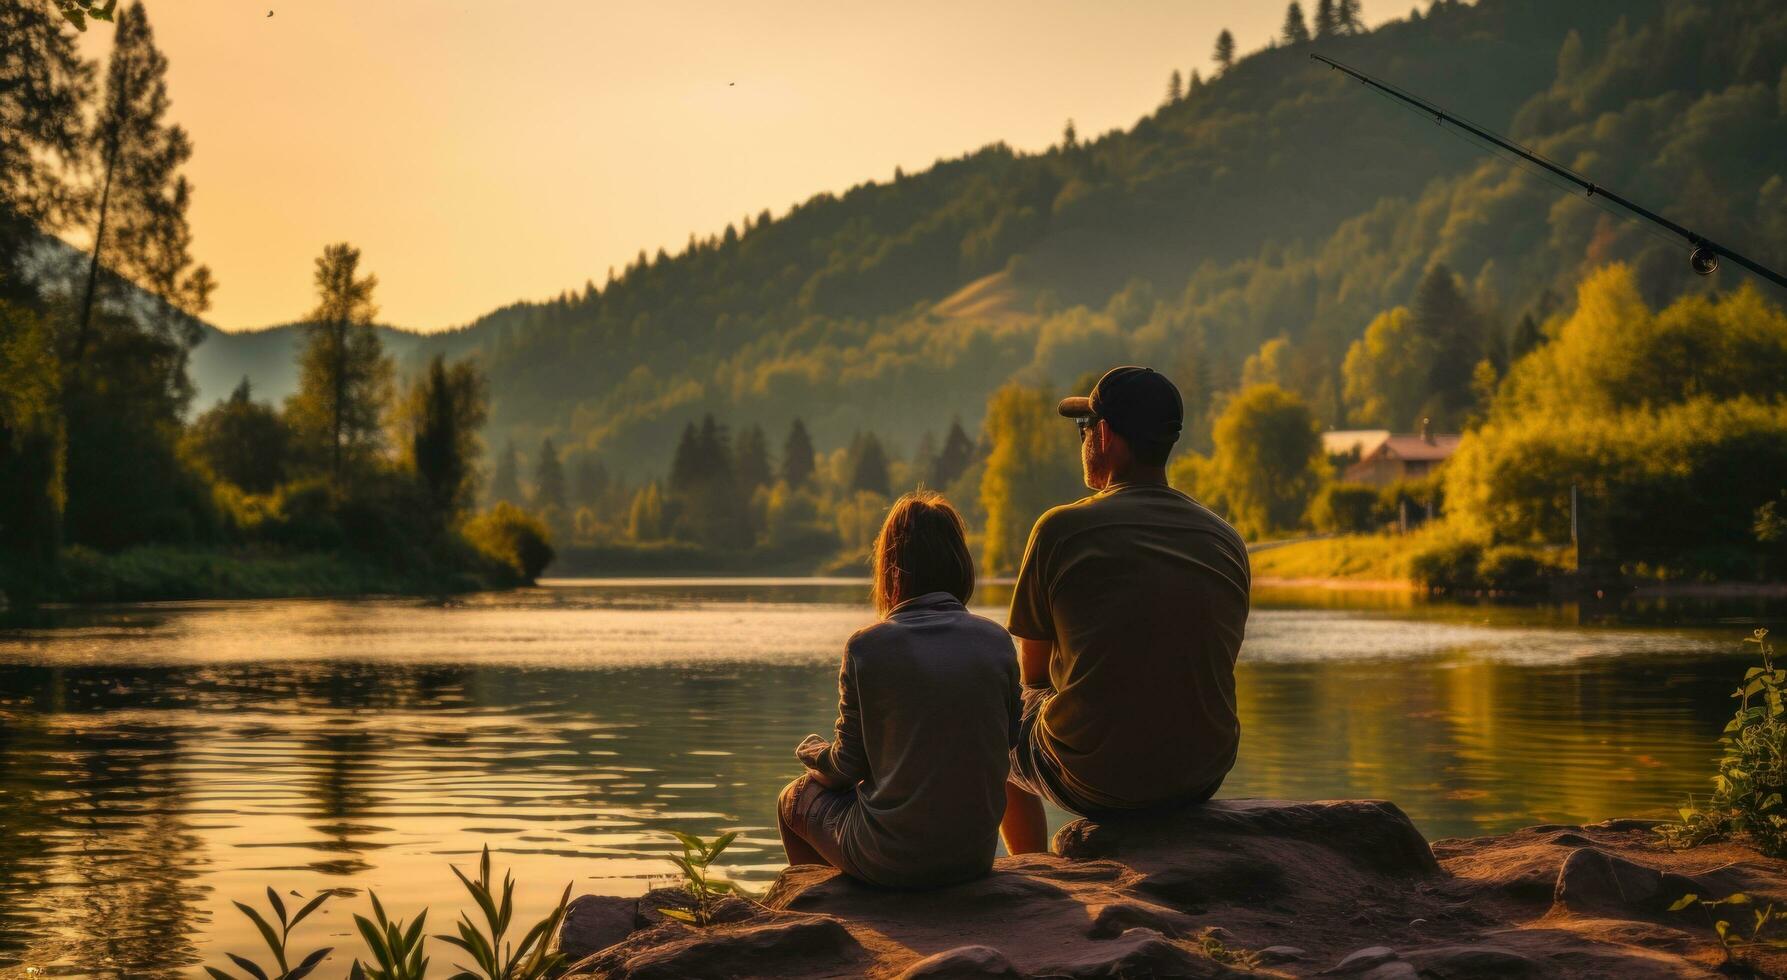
[1281,3,1311,44]
[1338,0,1364,34]
[932,420,977,490]
[849,432,891,497]
[669,422,702,497]
[1166,69,1184,105]
[1062,119,1078,150]
[286,243,391,484]
[1213,29,1236,73]
[735,424,772,491]
[1315,0,1338,38]
[74,2,212,367]
[1410,264,1483,427]
[1,0,91,296]
[489,440,522,506]
[781,419,815,487]
[402,355,488,519]
[1187,69,1203,93]
[532,436,568,527]
[571,456,609,509]
[1509,313,1544,361]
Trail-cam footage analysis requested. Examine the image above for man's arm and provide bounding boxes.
[1018,637,1052,688]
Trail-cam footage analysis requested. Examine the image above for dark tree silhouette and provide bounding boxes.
[1281,2,1311,44]
[781,419,816,487]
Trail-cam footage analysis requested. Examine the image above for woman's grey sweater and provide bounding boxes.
[797,591,1021,887]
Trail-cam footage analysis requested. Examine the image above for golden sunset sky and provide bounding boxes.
[79,1,1390,332]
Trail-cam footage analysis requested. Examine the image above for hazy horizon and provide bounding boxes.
[71,0,1396,334]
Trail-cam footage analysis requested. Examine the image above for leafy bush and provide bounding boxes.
[1408,537,1482,591]
[463,503,555,582]
[1662,630,1787,858]
[1476,545,1566,593]
[1307,482,1385,533]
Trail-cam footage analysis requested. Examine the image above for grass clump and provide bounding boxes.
[1661,630,1787,857]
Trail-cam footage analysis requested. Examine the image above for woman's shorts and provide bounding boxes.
[778,773,863,875]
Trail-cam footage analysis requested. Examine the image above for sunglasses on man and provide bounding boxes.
[1075,416,1101,439]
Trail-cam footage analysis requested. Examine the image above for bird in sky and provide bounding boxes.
[267,9,274,16]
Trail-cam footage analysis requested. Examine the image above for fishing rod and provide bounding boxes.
[1309,53,1787,292]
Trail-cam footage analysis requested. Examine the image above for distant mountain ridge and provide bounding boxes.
[184,0,1786,475]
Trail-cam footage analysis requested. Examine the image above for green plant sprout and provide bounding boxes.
[205,887,334,980]
[1669,892,1787,965]
[348,892,429,980]
[1195,927,1260,970]
[661,830,755,926]
[436,844,573,980]
[1661,629,1787,857]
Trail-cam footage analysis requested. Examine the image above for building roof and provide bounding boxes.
[1372,433,1463,462]
[1322,429,1391,458]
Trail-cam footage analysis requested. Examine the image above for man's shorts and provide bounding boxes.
[777,773,865,876]
[1008,685,1225,818]
[1008,685,1104,816]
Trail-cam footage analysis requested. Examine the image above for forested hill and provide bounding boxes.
[195,0,1787,474]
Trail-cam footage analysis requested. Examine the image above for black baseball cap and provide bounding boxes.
[1058,366,1183,448]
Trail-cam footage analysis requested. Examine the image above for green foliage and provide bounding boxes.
[530,436,568,540]
[463,503,555,582]
[206,887,334,980]
[184,378,291,493]
[54,0,115,30]
[1662,630,1787,858]
[436,845,572,980]
[847,432,891,497]
[401,355,489,519]
[661,830,752,928]
[287,243,391,483]
[0,302,65,573]
[1668,892,1787,965]
[1194,927,1259,970]
[349,892,428,980]
[77,1,211,357]
[1307,482,1384,534]
[1195,384,1324,540]
[978,383,1082,573]
[2,1,89,278]
[781,419,816,488]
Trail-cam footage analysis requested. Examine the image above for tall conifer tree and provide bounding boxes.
[287,243,390,484]
[781,419,815,487]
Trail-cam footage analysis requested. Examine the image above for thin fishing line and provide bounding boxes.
[1312,53,1787,289]
[1355,76,1684,251]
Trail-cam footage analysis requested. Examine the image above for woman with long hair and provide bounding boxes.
[778,490,1021,887]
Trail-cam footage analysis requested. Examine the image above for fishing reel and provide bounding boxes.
[1689,242,1719,276]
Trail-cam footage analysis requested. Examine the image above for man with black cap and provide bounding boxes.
[1000,366,1250,853]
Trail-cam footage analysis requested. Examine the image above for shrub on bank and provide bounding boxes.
[1407,534,1570,593]
[463,503,555,582]
[1308,482,1386,533]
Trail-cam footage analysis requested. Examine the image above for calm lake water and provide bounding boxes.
[0,578,1775,977]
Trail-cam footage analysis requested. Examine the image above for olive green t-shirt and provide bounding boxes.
[1007,481,1250,811]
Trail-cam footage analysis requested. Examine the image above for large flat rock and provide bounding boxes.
[562,801,1787,978]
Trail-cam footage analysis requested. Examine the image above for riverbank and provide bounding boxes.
[558,800,1787,979]
[9,544,526,605]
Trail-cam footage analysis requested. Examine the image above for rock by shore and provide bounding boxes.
[556,799,1787,978]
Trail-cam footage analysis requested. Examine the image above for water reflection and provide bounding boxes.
[0,582,1769,976]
